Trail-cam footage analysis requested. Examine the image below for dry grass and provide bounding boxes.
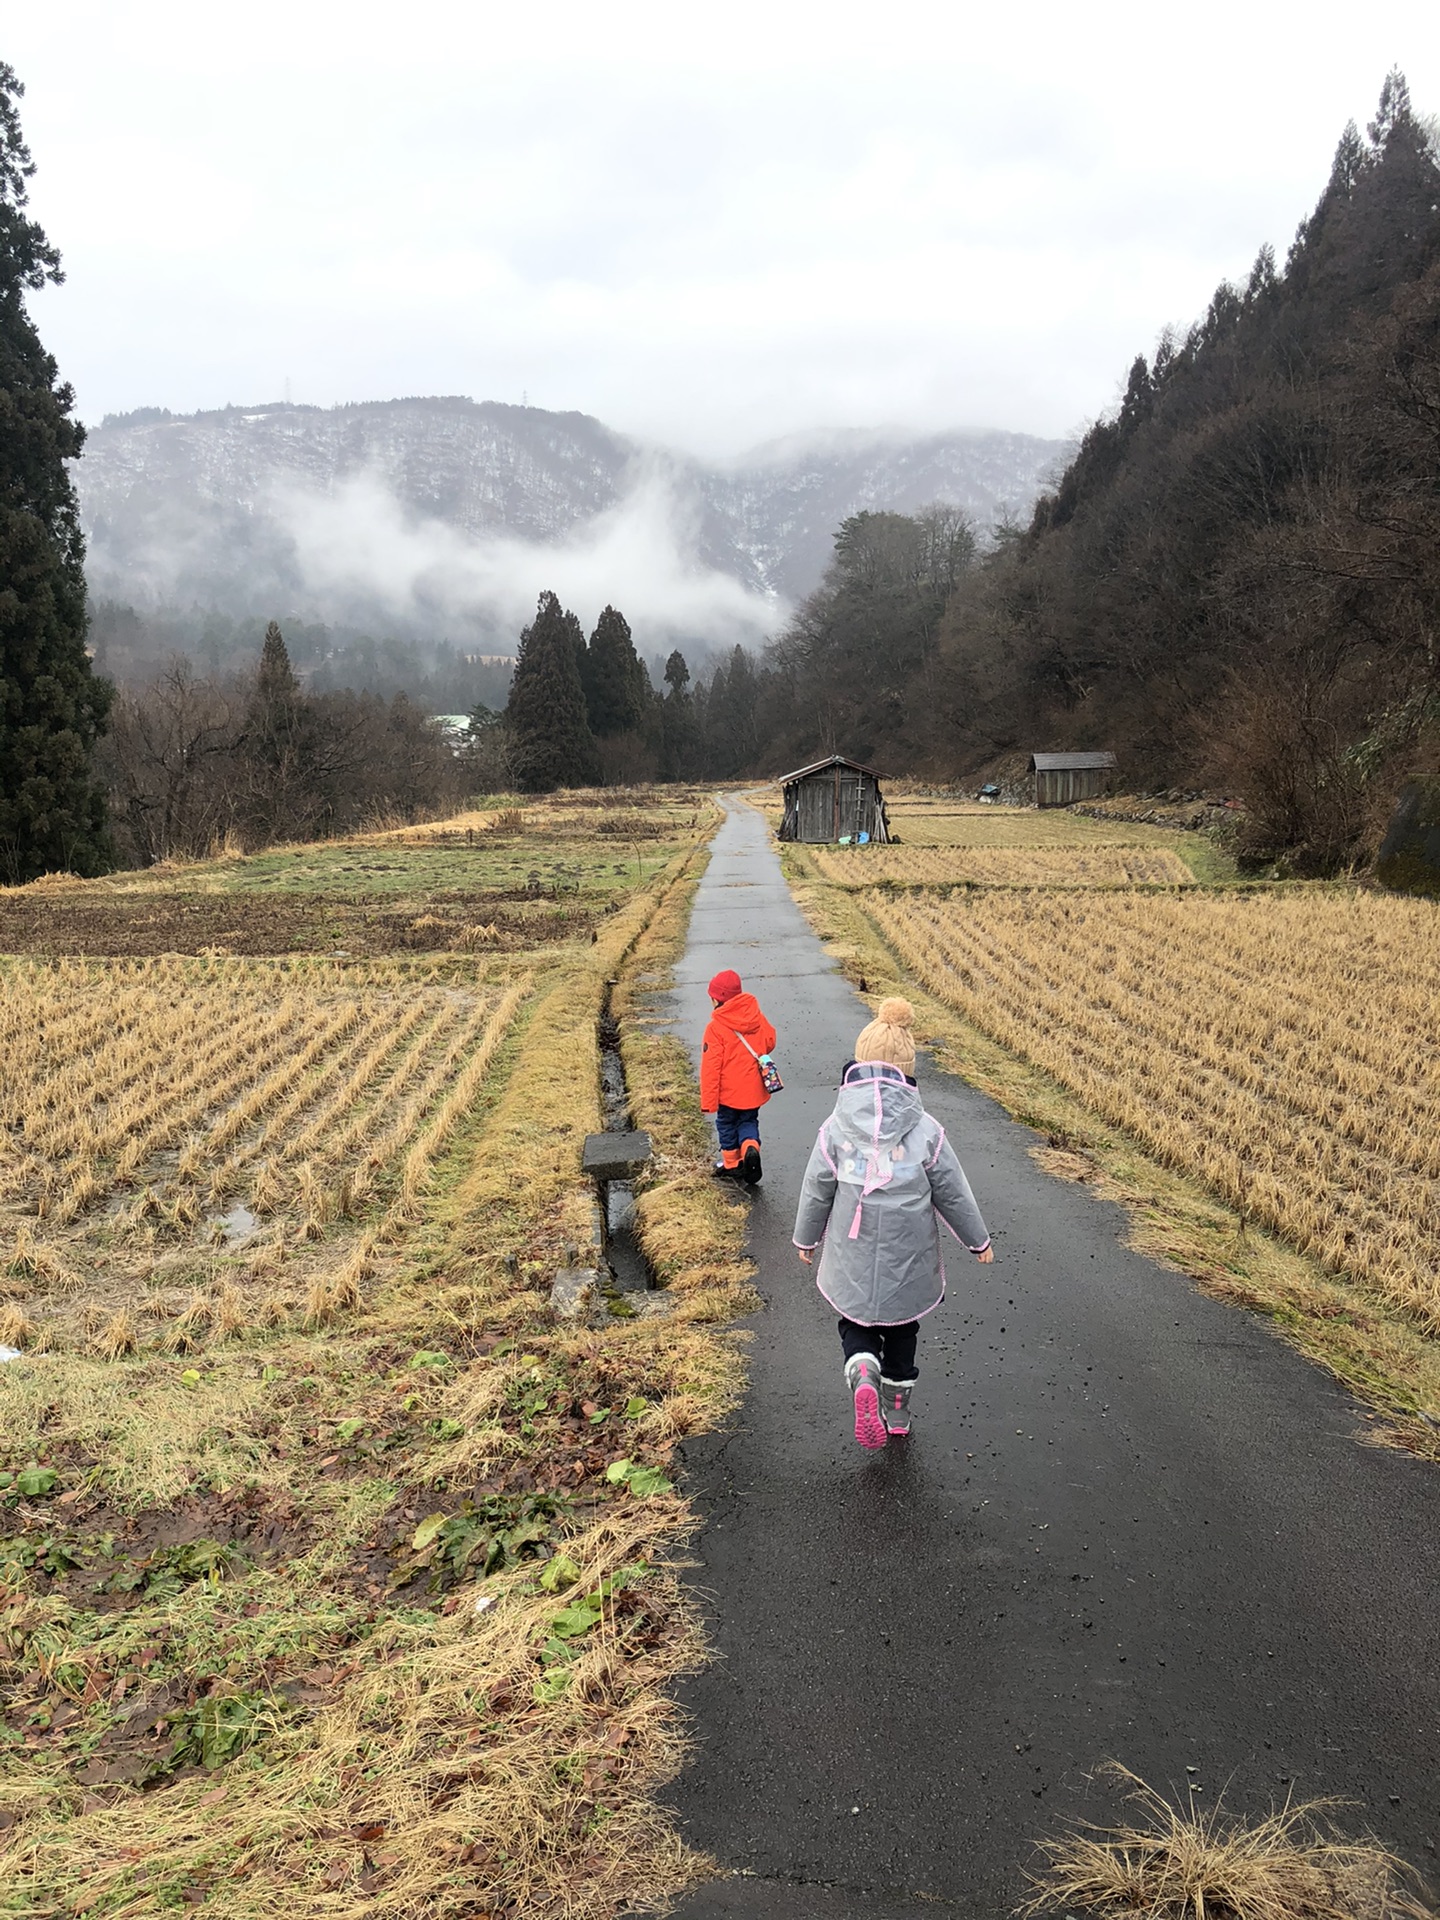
[4,1505,708,1920]
[863,888,1440,1333]
[808,844,1195,887]
[1026,1767,1432,1920]
[611,852,759,1332]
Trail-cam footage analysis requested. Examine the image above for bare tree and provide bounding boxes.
[99,661,243,864]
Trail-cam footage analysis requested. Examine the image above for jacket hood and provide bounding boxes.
[835,1061,923,1148]
[712,992,769,1041]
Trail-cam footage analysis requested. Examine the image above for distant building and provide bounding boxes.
[777,755,890,844]
[1030,751,1118,808]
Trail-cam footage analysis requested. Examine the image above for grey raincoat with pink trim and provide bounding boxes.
[792,1062,990,1326]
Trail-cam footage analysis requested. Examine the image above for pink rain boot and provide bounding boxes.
[843,1352,887,1449]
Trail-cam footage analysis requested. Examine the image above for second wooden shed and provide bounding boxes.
[1030,750,1118,808]
[777,755,890,843]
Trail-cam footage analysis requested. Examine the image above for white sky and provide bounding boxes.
[8,1,1438,456]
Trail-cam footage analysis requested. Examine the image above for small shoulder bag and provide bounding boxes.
[736,1031,784,1094]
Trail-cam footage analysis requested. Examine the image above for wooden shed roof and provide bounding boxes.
[778,753,884,786]
[1029,751,1118,772]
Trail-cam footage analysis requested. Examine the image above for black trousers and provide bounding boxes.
[838,1316,919,1382]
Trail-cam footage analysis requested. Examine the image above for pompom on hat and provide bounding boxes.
[708,969,743,1005]
[854,997,916,1074]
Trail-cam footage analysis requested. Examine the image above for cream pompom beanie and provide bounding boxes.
[853,997,916,1074]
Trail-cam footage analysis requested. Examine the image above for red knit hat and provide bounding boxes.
[708,969,742,1005]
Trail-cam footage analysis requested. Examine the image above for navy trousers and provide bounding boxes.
[715,1105,761,1153]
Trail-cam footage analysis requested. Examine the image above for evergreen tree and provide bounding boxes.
[0,64,112,882]
[239,622,316,842]
[708,645,760,774]
[1367,68,1413,152]
[247,621,301,761]
[658,649,698,780]
[506,591,598,792]
[580,604,649,738]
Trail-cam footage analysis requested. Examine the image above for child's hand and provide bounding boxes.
[976,1245,995,1264]
[796,1247,814,1265]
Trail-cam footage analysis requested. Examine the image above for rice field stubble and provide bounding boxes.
[0,791,755,1918]
[867,888,1440,1331]
[806,844,1196,887]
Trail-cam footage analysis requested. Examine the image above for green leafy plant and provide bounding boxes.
[101,1538,246,1601]
[604,1459,673,1499]
[540,1563,650,1661]
[0,1534,83,1579]
[538,1552,581,1593]
[13,1467,59,1498]
[389,1492,570,1592]
[167,1688,282,1772]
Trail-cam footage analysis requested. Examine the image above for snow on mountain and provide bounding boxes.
[75,397,1067,654]
[691,426,1067,600]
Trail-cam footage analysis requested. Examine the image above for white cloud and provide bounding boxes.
[10,0,1439,452]
[272,464,781,654]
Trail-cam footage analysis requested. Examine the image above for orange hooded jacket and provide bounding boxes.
[700,992,777,1113]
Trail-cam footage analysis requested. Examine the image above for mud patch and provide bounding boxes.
[0,1483,316,1612]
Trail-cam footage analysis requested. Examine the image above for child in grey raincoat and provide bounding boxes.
[793,998,993,1448]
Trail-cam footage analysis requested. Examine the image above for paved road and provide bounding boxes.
[656,800,1440,1920]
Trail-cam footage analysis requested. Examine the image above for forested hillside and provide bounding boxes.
[741,74,1440,873]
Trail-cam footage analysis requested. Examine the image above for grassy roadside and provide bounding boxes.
[779,854,1440,1461]
[0,807,750,1918]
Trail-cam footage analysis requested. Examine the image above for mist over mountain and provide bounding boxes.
[74,397,1066,675]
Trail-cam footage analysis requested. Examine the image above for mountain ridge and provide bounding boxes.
[75,396,1068,653]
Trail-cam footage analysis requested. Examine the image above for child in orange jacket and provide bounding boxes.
[700,969,777,1186]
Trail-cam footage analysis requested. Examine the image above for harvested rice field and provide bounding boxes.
[0,957,531,1344]
[807,844,1195,888]
[865,887,1440,1331]
[0,789,751,1919]
[882,797,1190,847]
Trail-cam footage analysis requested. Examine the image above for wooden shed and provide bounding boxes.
[777,754,890,843]
[1030,750,1117,808]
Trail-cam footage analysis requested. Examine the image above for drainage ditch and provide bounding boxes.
[594,989,656,1303]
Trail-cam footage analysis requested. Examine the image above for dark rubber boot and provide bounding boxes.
[741,1144,763,1186]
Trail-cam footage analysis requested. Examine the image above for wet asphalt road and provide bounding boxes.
[655,800,1440,1919]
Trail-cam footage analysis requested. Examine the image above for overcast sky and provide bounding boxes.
[7,1,1438,457]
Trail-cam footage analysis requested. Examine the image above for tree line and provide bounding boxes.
[923,69,1440,872]
[497,502,979,793]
